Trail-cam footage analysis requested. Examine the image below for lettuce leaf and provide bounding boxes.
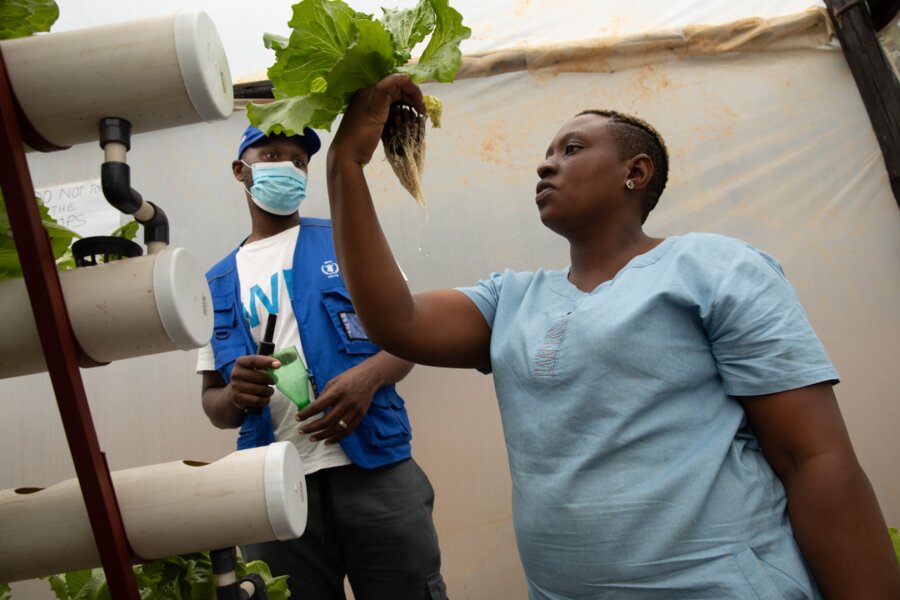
[398,0,470,83]
[40,569,110,600]
[249,0,469,135]
[35,551,290,599]
[0,190,81,280]
[381,1,435,64]
[267,0,367,98]
[0,0,59,41]
[109,220,139,241]
[890,527,900,566]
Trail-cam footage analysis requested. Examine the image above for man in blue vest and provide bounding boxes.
[196,123,447,600]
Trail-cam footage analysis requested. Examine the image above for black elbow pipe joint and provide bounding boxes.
[140,201,169,245]
[100,161,143,214]
[98,116,169,247]
[242,573,268,599]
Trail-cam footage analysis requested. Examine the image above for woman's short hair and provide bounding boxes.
[577,110,669,223]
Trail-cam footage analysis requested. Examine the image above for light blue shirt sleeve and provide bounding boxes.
[705,244,838,396]
[457,271,509,375]
[456,271,505,329]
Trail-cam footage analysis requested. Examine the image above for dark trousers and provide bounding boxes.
[242,458,447,600]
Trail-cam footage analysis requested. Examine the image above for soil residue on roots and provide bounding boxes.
[382,102,427,207]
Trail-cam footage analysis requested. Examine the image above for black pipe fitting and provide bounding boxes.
[210,547,241,600]
[99,117,132,151]
[99,163,169,245]
[211,547,269,600]
[140,201,169,245]
[98,116,170,247]
[241,573,268,599]
[100,162,144,215]
[214,584,242,600]
[210,547,237,575]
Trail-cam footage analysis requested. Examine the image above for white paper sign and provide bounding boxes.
[35,178,124,239]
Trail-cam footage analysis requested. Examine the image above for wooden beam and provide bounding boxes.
[868,0,899,31]
[825,0,900,207]
[0,51,140,596]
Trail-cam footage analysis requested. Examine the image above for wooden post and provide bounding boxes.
[0,50,140,596]
[824,0,900,207]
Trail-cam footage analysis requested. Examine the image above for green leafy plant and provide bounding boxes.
[0,190,81,279]
[0,0,58,41]
[0,582,11,600]
[248,0,470,206]
[29,551,290,600]
[890,527,900,566]
[0,189,142,279]
[109,220,140,241]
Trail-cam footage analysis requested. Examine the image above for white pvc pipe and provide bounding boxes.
[0,247,212,379]
[0,442,307,583]
[0,11,232,148]
[103,142,128,164]
[147,240,168,255]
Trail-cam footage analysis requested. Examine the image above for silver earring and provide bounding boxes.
[625,180,635,190]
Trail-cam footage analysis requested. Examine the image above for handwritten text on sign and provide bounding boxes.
[35,178,123,239]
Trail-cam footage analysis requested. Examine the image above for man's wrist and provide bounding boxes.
[352,359,387,391]
[224,383,244,413]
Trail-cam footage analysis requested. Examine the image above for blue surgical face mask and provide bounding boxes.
[243,161,308,216]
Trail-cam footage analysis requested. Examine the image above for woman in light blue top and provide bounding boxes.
[325,74,900,599]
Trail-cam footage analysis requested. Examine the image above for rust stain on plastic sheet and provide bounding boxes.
[600,14,628,38]
[513,0,531,17]
[455,8,831,81]
[478,120,513,166]
[691,105,738,142]
[631,65,673,101]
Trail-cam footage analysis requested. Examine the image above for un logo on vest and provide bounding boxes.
[321,260,340,278]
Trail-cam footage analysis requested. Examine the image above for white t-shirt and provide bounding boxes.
[197,225,351,475]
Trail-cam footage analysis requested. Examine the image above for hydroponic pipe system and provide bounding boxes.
[0,10,298,597]
[0,11,232,381]
[99,116,169,252]
[0,442,308,585]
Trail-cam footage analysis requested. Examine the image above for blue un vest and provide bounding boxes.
[205,218,412,469]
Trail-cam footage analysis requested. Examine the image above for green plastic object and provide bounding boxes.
[269,346,310,410]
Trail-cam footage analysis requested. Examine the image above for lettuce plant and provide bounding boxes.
[0,191,80,280]
[891,527,900,566]
[248,0,470,206]
[25,552,290,600]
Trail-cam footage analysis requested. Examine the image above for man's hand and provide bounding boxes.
[226,354,281,412]
[295,361,382,445]
[294,352,413,445]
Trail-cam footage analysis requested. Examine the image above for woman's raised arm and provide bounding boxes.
[326,74,491,369]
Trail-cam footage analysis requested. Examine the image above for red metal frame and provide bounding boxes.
[0,49,139,596]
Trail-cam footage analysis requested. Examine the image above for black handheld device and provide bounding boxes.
[246,313,277,416]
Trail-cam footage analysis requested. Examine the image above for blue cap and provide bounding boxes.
[237,124,322,159]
